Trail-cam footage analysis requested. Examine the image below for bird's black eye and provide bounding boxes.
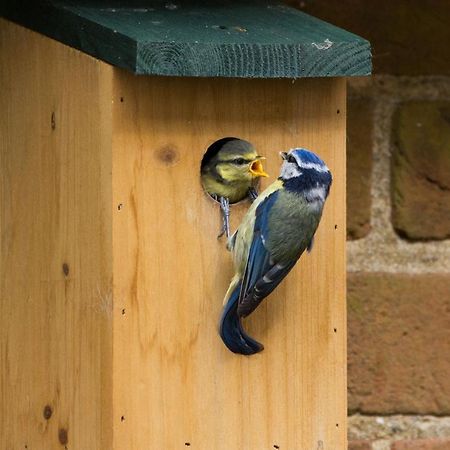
[287,155,296,163]
[233,158,246,165]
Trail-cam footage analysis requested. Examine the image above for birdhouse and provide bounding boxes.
[0,2,371,449]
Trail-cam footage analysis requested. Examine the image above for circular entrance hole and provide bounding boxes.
[200,137,267,204]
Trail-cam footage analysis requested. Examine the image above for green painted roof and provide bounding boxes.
[2,1,372,78]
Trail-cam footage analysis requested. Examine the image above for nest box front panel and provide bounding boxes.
[112,72,346,449]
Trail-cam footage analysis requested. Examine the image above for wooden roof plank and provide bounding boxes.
[1,1,371,78]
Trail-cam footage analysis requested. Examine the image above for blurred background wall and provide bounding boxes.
[286,1,450,449]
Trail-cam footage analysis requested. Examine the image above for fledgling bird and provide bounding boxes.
[201,138,268,238]
[219,148,332,355]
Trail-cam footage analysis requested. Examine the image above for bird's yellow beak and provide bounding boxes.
[249,157,269,178]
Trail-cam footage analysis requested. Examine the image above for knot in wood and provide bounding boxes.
[58,428,68,445]
[43,405,53,420]
[155,145,179,166]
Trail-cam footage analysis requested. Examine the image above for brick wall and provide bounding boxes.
[288,1,450,449]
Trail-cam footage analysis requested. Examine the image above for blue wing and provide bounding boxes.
[237,191,298,318]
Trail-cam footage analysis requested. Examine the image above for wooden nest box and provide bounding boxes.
[0,2,371,449]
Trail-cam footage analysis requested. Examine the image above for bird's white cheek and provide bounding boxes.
[280,162,301,179]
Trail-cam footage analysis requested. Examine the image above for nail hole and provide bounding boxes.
[185,443,191,447]
[121,415,125,422]
[334,224,338,229]
[337,109,340,114]
[62,263,69,277]
[334,328,337,333]
[274,445,280,449]
[121,309,126,315]
[118,203,123,211]
[200,137,263,205]
[120,97,124,102]
[51,112,56,130]
[336,423,339,427]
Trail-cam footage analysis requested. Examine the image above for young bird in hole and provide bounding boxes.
[219,148,332,355]
[201,138,268,238]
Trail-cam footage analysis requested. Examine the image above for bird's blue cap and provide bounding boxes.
[289,148,327,168]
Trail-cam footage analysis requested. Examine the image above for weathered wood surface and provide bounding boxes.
[0,19,113,449]
[112,74,347,449]
[1,0,371,78]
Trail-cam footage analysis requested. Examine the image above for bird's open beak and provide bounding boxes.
[249,157,269,177]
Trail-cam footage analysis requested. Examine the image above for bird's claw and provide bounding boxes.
[217,224,226,238]
[248,187,259,202]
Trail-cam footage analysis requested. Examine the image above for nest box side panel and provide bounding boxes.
[112,73,346,449]
[0,20,114,449]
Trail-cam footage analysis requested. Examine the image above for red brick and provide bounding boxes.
[349,440,372,450]
[347,97,373,240]
[392,438,450,450]
[392,101,450,240]
[348,273,450,414]
[285,0,450,76]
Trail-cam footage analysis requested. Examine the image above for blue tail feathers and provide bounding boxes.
[219,285,264,355]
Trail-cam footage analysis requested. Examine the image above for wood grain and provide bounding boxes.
[1,0,371,78]
[112,73,347,449]
[1,18,347,450]
[0,20,113,449]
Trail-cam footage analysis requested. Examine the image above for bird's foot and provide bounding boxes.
[217,196,231,239]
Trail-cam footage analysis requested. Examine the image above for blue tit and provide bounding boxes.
[219,148,332,355]
[201,137,268,238]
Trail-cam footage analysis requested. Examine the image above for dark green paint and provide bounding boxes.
[1,1,371,78]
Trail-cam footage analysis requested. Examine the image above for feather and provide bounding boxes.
[219,282,264,355]
[307,236,314,253]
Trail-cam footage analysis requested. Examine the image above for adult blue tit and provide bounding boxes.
[201,137,268,238]
[219,148,332,355]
